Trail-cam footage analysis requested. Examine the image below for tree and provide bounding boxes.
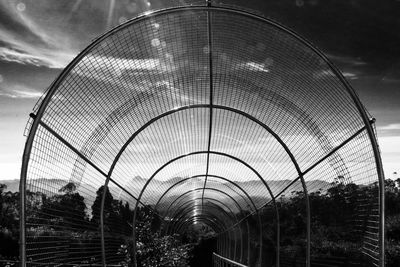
[41,182,87,229]
[0,184,19,259]
[91,185,116,230]
[135,206,192,267]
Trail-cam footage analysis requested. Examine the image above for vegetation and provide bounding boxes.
[253,179,400,266]
[0,182,193,266]
[0,179,399,266]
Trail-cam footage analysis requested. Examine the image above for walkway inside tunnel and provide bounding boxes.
[19,3,384,267]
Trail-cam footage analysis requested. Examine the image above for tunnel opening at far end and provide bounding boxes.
[20,4,384,267]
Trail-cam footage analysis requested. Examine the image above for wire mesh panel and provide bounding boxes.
[305,130,380,267]
[20,4,384,267]
[25,125,105,265]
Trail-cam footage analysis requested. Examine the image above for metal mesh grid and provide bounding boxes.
[20,5,384,267]
[210,11,365,173]
[25,126,104,265]
[304,130,380,266]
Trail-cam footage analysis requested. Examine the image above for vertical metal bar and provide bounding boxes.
[229,231,233,260]
[233,227,237,262]
[19,112,40,267]
[19,155,27,267]
[299,176,311,267]
[201,0,214,209]
[276,206,280,267]
[224,233,228,258]
[346,118,385,266]
[246,220,250,266]
[217,237,220,256]
[239,224,243,264]
[132,207,138,267]
[259,216,263,267]
[221,233,225,257]
[100,184,108,267]
[226,231,230,260]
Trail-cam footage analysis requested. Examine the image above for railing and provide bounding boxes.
[213,253,248,267]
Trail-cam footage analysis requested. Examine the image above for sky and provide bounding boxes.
[0,0,399,181]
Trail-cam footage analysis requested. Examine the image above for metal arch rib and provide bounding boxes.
[66,7,349,193]
[154,174,258,214]
[183,216,226,233]
[161,187,245,224]
[156,174,263,258]
[162,187,249,221]
[178,215,226,233]
[176,214,238,262]
[166,197,240,227]
[177,214,238,262]
[166,197,245,261]
[175,209,233,234]
[168,196,252,263]
[166,191,244,234]
[131,150,278,267]
[104,104,303,210]
[168,203,237,234]
[98,104,306,267]
[100,104,292,266]
[19,5,383,267]
[131,150,277,222]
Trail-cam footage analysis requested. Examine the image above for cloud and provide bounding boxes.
[7,90,42,98]
[72,54,161,86]
[0,1,77,68]
[0,82,42,99]
[378,124,400,131]
[342,72,358,79]
[0,47,74,68]
[313,69,358,80]
[381,67,400,83]
[326,53,367,66]
[0,27,76,68]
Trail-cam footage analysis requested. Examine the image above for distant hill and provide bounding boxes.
[1,178,332,207]
[0,179,20,192]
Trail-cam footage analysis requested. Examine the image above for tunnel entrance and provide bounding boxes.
[20,3,384,267]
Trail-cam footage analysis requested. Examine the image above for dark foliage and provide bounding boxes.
[0,179,399,266]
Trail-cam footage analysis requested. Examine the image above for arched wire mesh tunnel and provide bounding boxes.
[20,4,384,267]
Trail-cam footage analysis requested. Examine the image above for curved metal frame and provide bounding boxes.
[177,214,236,261]
[179,216,226,233]
[159,176,256,216]
[169,193,240,233]
[162,187,244,225]
[99,104,288,265]
[155,174,259,265]
[168,197,238,226]
[162,188,245,222]
[155,174,257,212]
[165,195,251,263]
[131,150,279,265]
[170,203,236,234]
[19,4,385,267]
[167,197,237,223]
[171,202,245,263]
